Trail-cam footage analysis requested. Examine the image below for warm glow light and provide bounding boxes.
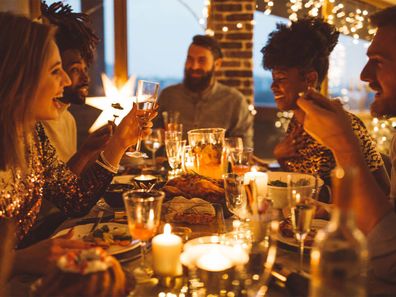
[164,223,172,235]
[85,74,136,133]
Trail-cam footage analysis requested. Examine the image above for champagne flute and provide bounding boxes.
[123,189,164,279]
[144,128,163,166]
[288,188,316,271]
[126,80,159,158]
[230,147,253,176]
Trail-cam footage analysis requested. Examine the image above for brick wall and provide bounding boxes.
[207,0,255,104]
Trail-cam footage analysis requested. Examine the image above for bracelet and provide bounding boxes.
[97,151,119,173]
[96,159,118,174]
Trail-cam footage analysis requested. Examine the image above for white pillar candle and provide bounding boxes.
[244,171,268,198]
[152,224,182,276]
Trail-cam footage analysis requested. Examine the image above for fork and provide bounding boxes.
[89,210,104,234]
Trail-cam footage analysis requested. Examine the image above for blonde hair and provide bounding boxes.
[0,12,55,170]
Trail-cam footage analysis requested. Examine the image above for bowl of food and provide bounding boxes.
[103,183,134,209]
[267,172,323,209]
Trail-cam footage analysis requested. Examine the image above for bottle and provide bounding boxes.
[309,167,368,297]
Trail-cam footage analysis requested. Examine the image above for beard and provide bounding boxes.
[183,68,214,92]
[370,97,396,118]
[60,85,87,105]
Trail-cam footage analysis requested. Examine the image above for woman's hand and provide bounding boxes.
[273,125,304,161]
[111,103,158,150]
[13,229,91,276]
[101,104,158,168]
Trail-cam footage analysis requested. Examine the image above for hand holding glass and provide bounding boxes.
[126,80,159,158]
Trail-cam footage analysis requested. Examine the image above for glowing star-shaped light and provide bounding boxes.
[86,73,136,133]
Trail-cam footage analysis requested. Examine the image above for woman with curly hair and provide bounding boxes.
[261,17,389,195]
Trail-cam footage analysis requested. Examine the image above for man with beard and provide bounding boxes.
[296,6,396,283]
[154,35,254,147]
[41,1,112,175]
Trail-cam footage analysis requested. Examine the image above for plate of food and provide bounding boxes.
[53,223,140,255]
[276,218,328,250]
[161,196,226,236]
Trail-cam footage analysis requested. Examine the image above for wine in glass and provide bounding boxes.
[123,189,164,279]
[289,191,316,271]
[126,80,159,158]
[144,128,163,166]
[230,147,253,176]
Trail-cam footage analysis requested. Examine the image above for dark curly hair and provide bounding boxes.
[261,17,339,85]
[40,1,99,65]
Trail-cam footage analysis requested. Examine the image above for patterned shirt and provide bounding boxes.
[0,123,114,242]
[282,113,384,182]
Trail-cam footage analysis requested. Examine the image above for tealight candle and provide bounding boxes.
[152,224,182,276]
[133,174,157,182]
[244,171,268,198]
[196,248,233,272]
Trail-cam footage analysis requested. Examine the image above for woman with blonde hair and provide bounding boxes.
[0,12,155,275]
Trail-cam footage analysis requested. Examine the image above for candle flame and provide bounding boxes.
[164,223,171,235]
[296,193,301,203]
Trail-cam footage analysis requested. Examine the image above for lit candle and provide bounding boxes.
[133,174,157,182]
[244,171,268,198]
[196,248,233,272]
[152,224,182,276]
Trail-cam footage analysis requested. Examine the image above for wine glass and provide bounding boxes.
[123,189,164,279]
[165,138,186,177]
[230,147,253,176]
[288,185,317,272]
[144,128,163,166]
[126,80,159,158]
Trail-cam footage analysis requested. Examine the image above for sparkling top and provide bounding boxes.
[0,123,114,242]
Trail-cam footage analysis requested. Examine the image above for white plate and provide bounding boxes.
[276,219,328,250]
[53,222,140,255]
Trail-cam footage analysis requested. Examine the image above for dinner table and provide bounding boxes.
[7,164,396,297]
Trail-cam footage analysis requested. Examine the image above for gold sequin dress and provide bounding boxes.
[0,123,114,242]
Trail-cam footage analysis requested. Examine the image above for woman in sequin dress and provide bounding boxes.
[0,12,156,275]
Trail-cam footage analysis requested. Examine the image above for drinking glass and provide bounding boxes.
[162,111,180,127]
[165,139,186,177]
[223,173,249,220]
[182,145,196,174]
[230,147,253,176]
[288,185,317,271]
[225,137,243,152]
[123,189,164,279]
[126,80,160,158]
[144,128,163,165]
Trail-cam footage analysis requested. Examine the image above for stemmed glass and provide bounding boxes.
[165,137,186,177]
[123,189,164,279]
[288,184,317,271]
[126,80,159,158]
[144,128,163,166]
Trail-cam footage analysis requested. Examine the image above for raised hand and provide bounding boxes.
[297,88,360,155]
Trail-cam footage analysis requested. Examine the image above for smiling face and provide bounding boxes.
[61,49,90,105]
[31,40,71,121]
[183,44,221,92]
[360,26,396,118]
[271,67,312,111]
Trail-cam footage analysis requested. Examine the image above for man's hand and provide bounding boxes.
[80,123,115,156]
[296,88,360,156]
